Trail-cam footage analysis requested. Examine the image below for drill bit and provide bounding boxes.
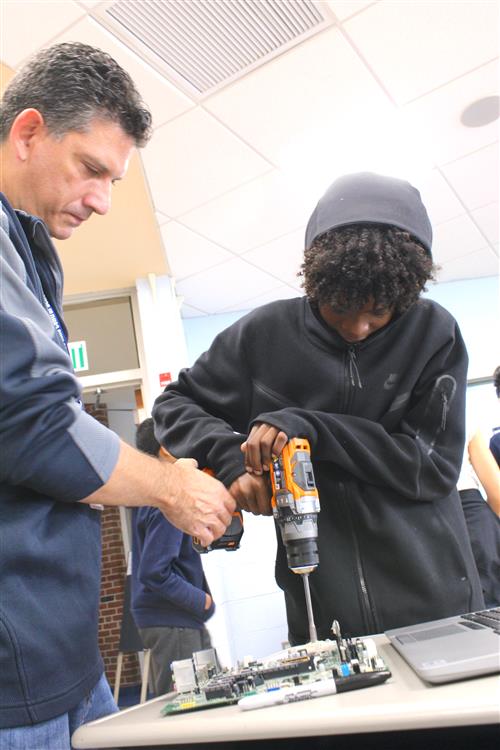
[302,572,317,642]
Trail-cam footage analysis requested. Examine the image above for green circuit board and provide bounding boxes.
[161,632,390,716]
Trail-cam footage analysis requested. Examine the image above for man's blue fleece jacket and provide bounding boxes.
[0,194,120,728]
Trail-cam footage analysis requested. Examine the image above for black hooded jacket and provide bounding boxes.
[153,295,484,642]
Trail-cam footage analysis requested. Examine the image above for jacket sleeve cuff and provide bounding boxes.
[250,410,316,445]
[43,404,121,501]
[202,597,216,621]
[67,404,121,487]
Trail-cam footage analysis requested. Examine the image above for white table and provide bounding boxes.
[72,637,500,748]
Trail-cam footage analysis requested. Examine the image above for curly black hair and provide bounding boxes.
[301,224,436,314]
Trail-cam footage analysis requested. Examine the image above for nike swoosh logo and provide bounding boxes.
[384,374,398,390]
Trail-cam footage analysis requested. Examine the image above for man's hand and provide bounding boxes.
[160,458,236,547]
[229,472,273,515]
[204,593,213,610]
[241,423,288,475]
[81,441,235,547]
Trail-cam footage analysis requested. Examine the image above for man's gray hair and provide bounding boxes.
[0,42,152,146]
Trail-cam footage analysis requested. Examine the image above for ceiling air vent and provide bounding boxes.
[93,0,333,98]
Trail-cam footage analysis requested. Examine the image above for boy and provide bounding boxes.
[153,172,483,644]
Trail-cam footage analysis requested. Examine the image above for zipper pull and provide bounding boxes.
[441,393,448,430]
[348,348,363,389]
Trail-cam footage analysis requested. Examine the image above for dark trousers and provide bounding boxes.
[139,625,212,696]
[459,488,500,608]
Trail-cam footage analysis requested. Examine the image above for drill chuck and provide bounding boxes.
[278,511,319,572]
[285,537,319,573]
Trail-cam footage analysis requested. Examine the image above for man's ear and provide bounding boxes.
[9,108,46,161]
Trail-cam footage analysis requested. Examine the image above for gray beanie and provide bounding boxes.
[305,172,432,257]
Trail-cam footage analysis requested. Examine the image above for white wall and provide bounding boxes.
[202,513,288,667]
[182,275,498,665]
[423,275,499,380]
[135,274,189,414]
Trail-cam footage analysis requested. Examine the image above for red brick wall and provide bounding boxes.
[84,403,141,688]
[99,507,141,686]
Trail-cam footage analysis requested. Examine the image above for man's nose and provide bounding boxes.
[83,182,111,216]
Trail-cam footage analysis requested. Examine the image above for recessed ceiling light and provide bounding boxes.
[460,96,500,127]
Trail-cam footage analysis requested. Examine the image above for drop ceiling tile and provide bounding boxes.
[220,285,302,314]
[143,108,272,218]
[441,143,499,211]
[343,1,498,104]
[242,228,305,290]
[1,1,85,67]
[417,169,468,228]
[179,171,314,255]
[436,247,499,283]
[402,62,499,167]
[433,215,489,266]
[161,222,233,280]
[176,257,282,314]
[54,17,194,129]
[179,302,207,319]
[327,1,375,21]
[204,26,396,171]
[471,203,499,246]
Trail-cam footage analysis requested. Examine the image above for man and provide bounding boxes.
[131,419,215,696]
[0,42,234,744]
[153,171,484,645]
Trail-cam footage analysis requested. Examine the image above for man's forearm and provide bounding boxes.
[81,440,170,508]
[80,440,236,545]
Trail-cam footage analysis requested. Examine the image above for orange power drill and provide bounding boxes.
[269,437,320,641]
[159,448,244,553]
[192,469,244,554]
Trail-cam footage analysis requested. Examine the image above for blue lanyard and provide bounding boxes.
[43,293,83,411]
[43,293,68,350]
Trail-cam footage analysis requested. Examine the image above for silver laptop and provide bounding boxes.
[385,607,500,684]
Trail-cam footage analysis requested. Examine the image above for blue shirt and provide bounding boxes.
[131,506,215,628]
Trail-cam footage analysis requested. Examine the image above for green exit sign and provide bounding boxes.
[68,340,89,372]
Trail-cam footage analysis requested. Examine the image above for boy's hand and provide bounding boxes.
[229,472,273,516]
[241,423,288,475]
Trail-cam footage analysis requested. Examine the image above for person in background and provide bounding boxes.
[0,42,233,747]
[152,172,484,645]
[457,372,500,608]
[131,419,215,696]
[488,366,500,467]
[460,429,500,516]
